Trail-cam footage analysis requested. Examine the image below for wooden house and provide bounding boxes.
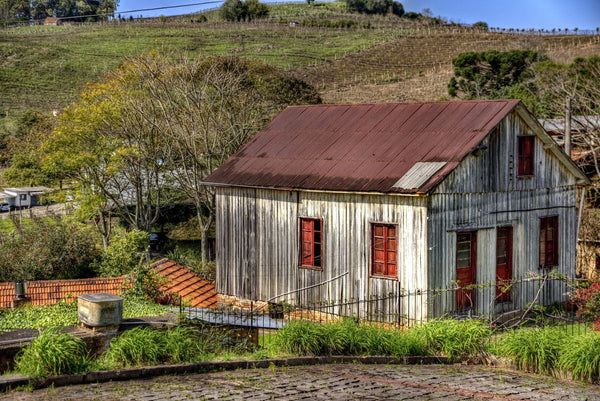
[204,100,589,321]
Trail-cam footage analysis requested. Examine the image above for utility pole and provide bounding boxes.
[565,96,572,157]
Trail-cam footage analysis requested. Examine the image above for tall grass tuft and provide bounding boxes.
[274,319,428,357]
[101,326,209,368]
[491,326,566,375]
[559,332,600,383]
[414,318,490,362]
[14,328,91,377]
[274,319,323,355]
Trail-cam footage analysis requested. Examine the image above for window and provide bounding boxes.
[539,216,558,268]
[371,223,397,278]
[517,136,534,176]
[19,194,27,201]
[299,218,322,269]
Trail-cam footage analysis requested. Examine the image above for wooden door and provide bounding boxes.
[456,231,476,310]
[496,227,513,302]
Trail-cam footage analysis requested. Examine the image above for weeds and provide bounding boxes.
[14,328,91,377]
[491,326,567,375]
[414,318,490,362]
[559,332,600,383]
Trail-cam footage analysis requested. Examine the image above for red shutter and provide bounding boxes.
[300,218,322,268]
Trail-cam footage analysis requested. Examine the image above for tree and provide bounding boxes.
[448,49,546,99]
[129,54,320,261]
[220,0,268,22]
[345,0,404,16]
[45,53,320,259]
[535,56,600,199]
[45,56,178,246]
[1,110,60,187]
[472,21,488,31]
[0,0,30,22]
[26,0,118,21]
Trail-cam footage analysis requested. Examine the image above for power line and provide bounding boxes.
[2,1,224,24]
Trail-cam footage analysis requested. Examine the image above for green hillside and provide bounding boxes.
[1,2,599,131]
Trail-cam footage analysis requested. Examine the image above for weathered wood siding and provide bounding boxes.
[428,111,578,316]
[215,188,428,320]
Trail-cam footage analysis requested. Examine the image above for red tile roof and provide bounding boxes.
[0,277,127,308]
[151,258,217,309]
[0,259,217,309]
[204,100,522,194]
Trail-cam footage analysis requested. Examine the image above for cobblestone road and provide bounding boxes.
[3,364,600,400]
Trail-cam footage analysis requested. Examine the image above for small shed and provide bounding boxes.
[204,100,589,321]
[3,187,52,209]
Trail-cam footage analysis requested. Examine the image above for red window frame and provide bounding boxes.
[371,223,397,279]
[299,218,322,269]
[539,216,558,268]
[517,136,534,177]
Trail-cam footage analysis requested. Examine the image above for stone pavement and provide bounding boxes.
[2,363,600,400]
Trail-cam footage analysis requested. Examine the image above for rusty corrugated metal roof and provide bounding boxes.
[204,100,521,194]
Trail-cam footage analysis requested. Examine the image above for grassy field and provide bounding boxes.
[1,2,599,130]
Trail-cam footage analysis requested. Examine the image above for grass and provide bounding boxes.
[274,318,427,358]
[14,327,91,377]
[2,2,598,130]
[559,332,600,382]
[489,326,568,375]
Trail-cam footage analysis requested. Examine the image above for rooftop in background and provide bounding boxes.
[0,259,217,309]
[151,258,217,309]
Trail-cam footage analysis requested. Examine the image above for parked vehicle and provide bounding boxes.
[149,232,167,251]
[0,203,9,212]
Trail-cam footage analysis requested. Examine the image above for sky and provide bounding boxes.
[116,0,600,31]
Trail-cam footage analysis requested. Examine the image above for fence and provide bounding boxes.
[180,276,592,349]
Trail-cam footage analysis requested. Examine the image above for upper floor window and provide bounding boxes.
[539,216,558,268]
[371,223,397,279]
[299,218,322,269]
[517,136,534,177]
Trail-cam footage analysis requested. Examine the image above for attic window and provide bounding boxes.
[299,218,322,269]
[517,136,534,177]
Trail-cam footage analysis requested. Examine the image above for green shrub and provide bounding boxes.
[559,332,600,382]
[96,228,149,277]
[491,326,566,375]
[15,328,90,377]
[415,318,490,362]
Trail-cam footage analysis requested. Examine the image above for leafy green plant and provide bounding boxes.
[96,228,149,277]
[559,332,600,383]
[491,326,567,375]
[0,296,169,330]
[14,328,91,377]
[414,318,490,362]
[274,320,323,355]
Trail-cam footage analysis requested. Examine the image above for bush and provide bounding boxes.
[560,332,600,382]
[491,326,567,375]
[96,228,149,277]
[414,318,490,362]
[15,328,90,377]
[0,217,100,282]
